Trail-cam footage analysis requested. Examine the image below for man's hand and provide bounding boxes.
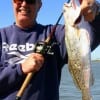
[81,0,98,22]
[21,53,44,74]
[81,0,95,11]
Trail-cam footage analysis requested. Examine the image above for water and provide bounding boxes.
[59,61,100,100]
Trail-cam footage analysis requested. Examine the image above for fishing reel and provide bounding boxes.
[34,41,59,56]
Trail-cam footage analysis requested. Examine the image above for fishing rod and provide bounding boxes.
[16,12,63,100]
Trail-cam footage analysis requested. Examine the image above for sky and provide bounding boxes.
[0,0,100,60]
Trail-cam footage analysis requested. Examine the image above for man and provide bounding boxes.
[0,0,99,100]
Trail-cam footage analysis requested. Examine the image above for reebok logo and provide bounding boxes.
[2,42,35,52]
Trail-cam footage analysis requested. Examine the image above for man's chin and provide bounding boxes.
[18,16,31,21]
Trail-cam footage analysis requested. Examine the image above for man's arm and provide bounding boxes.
[90,13,100,51]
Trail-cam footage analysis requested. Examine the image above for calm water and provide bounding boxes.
[59,61,100,100]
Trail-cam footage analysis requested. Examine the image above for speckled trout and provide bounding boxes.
[63,0,94,100]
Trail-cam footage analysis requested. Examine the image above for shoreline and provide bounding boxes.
[92,60,100,62]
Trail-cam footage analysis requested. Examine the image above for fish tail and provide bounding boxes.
[82,89,92,100]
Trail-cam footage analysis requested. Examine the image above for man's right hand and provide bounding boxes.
[21,53,44,74]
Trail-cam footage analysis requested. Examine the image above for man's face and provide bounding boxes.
[12,0,41,27]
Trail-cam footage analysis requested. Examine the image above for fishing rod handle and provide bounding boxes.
[16,72,34,100]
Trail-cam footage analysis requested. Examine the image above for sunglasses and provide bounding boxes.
[13,0,36,4]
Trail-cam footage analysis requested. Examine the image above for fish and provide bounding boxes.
[63,0,94,100]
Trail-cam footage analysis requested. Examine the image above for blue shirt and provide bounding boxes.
[0,23,67,100]
[0,14,100,100]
